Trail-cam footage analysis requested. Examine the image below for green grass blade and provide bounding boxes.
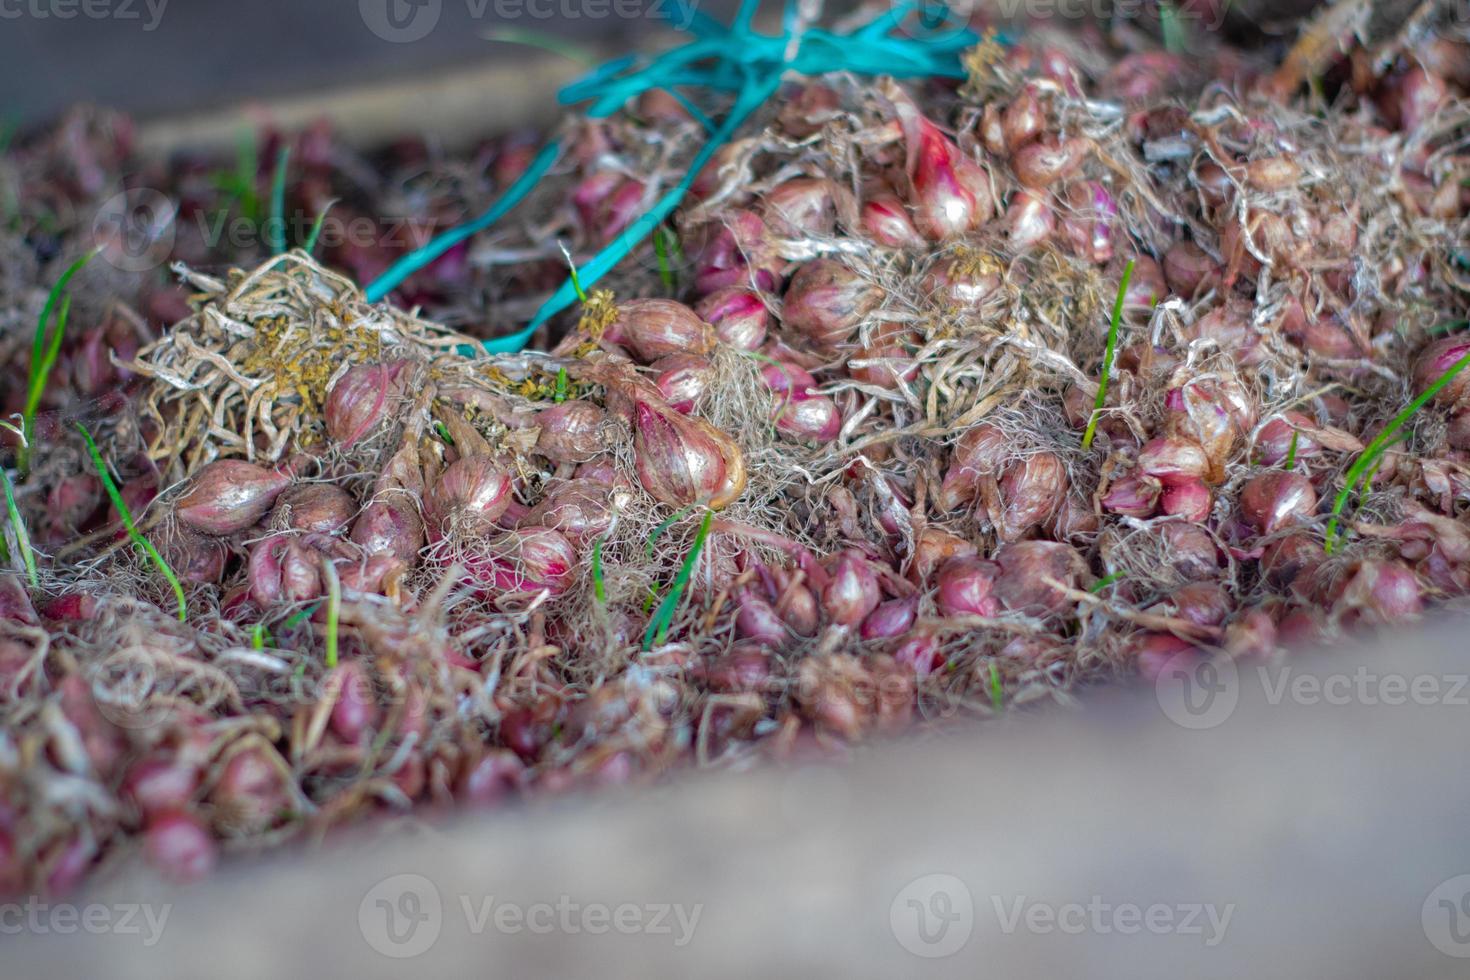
[989,662,1004,713]
[1082,259,1134,451]
[268,145,291,255]
[481,28,597,65]
[592,537,606,604]
[643,510,714,650]
[304,198,337,256]
[1,468,37,588]
[76,424,186,621]
[654,225,676,292]
[554,367,569,404]
[645,503,695,557]
[1089,572,1122,594]
[1324,348,1470,553]
[22,250,97,473]
[321,557,340,668]
[283,602,320,630]
[1283,430,1299,471]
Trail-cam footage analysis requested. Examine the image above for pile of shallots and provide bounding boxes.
[5,7,1470,894]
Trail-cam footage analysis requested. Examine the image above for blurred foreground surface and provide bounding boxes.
[9,616,1470,979]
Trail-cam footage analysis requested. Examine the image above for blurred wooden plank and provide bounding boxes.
[8,617,1470,978]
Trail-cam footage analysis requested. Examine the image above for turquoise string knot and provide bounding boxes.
[365,0,985,354]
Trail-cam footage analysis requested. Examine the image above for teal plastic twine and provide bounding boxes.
[364,0,983,354]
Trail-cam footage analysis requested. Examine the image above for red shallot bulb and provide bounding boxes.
[993,541,1083,616]
[860,596,917,640]
[1413,336,1470,407]
[759,360,817,400]
[695,287,769,351]
[849,322,919,389]
[608,299,714,362]
[1101,473,1162,518]
[247,535,323,605]
[1161,478,1212,523]
[893,630,945,677]
[459,750,525,806]
[1334,560,1423,624]
[822,551,880,628]
[1163,582,1233,629]
[912,527,978,582]
[1254,412,1321,467]
[328,661,379,743]
[143,811,216,883]
[163,530,227,585]
[997,452,1066,541]
[520,480,615,545]
[1131,632,1198,682]
[1162,240,1219,296]
[1239,471,1317,534]
[124,755,201,818]
[1000,87,1044,151]
[633,400,746,510]
[271,483,355,534]
[535,401,607,463]
[427,456,513,533]
[1061,181,1117,265]
[210,747,292,834]
[736,591,788,647]
[762,177,838,238]
[937,423,1008,512]
[774,395,842,443]
[175,460,290,535]
[860,193,926,249]
[325,360,413,447]
[471,527,577,595]
[1165,378,1255,480]
[1137,437,1210,485]
[651,353,712,414]
[1005,190,1055,250]
[693,209,782,295]
[935,556,1000,618]
[1012,136,1087,189]
[923,251,1002,310]
[350,495,424,562]
[782,259,880,348]
[911,120,995,240]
